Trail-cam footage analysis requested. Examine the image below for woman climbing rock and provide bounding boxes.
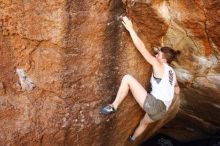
[100,16,180,142]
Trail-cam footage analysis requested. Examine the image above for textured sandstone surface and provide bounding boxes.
[0,0,219,146]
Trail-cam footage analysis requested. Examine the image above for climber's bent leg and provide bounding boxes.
[100,74,147,114]
[112,74,147,110]
[130,113,153,141]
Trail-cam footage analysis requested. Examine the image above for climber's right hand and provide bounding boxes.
[122,16,133,32]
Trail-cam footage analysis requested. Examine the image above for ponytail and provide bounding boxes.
[174,50,181,60]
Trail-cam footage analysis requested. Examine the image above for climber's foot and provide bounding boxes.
[100,105,116,115]
[128,135,136,142]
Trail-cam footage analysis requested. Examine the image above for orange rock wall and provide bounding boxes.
[0,0,164,145]
[0,0,220,145]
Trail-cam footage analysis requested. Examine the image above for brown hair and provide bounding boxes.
[160,47,181,64]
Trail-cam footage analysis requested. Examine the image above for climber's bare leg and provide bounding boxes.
[131,113,153,140]
[111,74,147,110]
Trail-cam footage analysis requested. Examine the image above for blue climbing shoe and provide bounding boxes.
[100,105,116,114]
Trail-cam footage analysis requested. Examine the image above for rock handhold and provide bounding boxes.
[16,68,35,92]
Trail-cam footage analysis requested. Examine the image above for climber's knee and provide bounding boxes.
[122,74,132,83]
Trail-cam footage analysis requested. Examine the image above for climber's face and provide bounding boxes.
[155,51,162,59]
[156,51,166,63]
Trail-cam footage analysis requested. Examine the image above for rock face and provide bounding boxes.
[0,0,219,146]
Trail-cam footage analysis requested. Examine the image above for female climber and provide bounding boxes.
[100,16,180,142]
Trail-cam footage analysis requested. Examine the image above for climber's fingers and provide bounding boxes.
[122,16,133,31]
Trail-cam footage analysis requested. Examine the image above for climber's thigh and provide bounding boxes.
[140,113,153,125]
[125,75,147,109]
[143,94,166,121]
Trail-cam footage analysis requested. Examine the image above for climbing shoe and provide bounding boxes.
[128,135,135,142]
[100,105,116,114]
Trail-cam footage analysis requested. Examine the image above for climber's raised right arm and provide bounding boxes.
[122,16,160,67]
